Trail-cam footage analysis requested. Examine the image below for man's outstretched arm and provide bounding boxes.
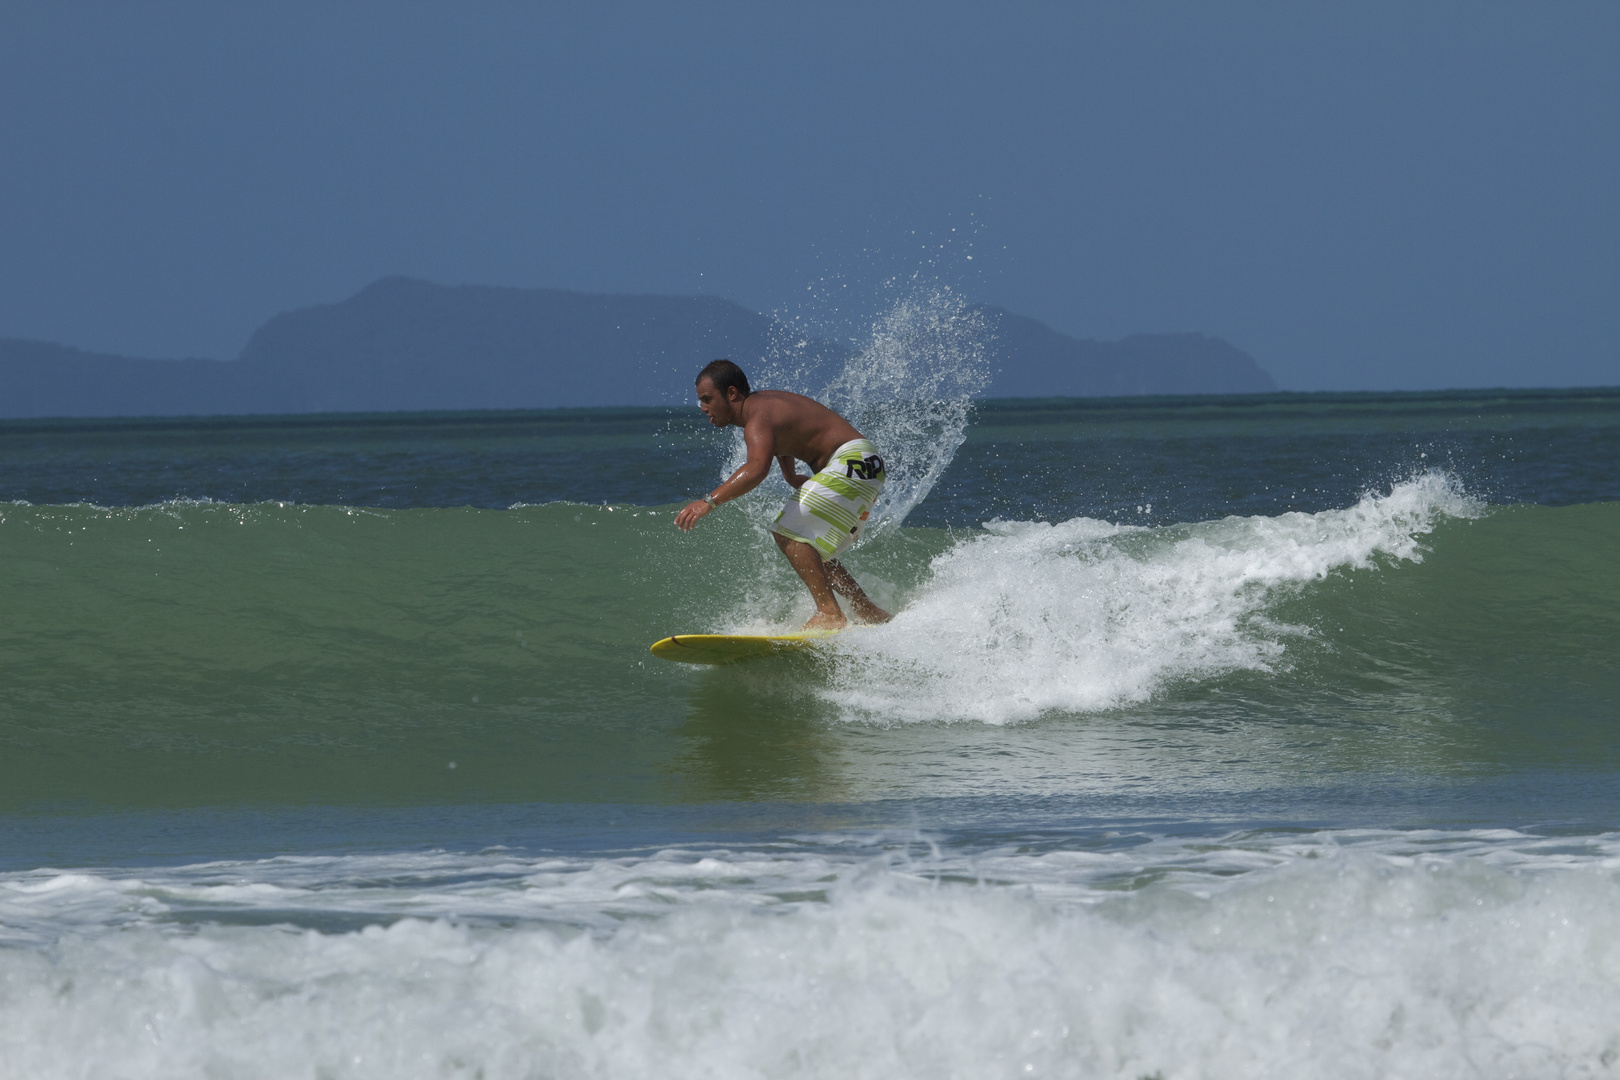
[674,418,776,531]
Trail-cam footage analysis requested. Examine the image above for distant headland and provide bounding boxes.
[0,277,1276,419]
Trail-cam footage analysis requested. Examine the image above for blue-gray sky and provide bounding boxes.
[1,1,1616,390]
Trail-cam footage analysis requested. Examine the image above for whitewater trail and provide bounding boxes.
[820,472,1483,724]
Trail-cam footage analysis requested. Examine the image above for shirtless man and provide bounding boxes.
[674,359,893,630]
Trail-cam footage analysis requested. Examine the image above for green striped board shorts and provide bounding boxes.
[771,439,887,560]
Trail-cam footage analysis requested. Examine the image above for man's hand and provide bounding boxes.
[674,499,713,532]
[777,455,810,490]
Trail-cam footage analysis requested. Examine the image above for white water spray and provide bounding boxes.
[723,282,991,537]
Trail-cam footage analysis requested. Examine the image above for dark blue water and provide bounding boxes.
[5,389,1617,521]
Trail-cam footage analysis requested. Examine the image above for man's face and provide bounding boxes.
[695,378,740,426]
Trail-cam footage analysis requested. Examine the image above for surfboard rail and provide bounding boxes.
[649,630,843,665]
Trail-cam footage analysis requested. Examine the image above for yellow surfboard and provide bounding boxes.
[649,630,843,665]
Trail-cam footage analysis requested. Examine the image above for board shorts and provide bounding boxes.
[771,439,886,560]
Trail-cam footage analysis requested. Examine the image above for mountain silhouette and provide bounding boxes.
[976,307,1276,397]
[0,278,1275,418]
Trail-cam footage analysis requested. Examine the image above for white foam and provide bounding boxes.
[820,472,1481,724]
[3,828,1619,1078]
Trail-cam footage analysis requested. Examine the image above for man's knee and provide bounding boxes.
[773,532,822,564]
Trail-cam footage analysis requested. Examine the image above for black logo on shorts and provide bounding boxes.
[844,454,885,481]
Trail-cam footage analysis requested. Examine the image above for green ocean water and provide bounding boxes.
[1,491,1614,814]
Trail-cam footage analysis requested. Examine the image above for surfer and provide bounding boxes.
[674,359,893,630]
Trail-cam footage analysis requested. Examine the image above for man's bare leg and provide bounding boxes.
[772,533,847,629]
[825,560,893,623]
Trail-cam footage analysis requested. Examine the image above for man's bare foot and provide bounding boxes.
[823,560,892,624]
[850,598,893,624]
[802,610,849,631]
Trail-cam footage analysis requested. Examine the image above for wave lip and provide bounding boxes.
[823,472,1482,725]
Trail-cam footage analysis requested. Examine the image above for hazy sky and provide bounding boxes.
[2,1,1616,390]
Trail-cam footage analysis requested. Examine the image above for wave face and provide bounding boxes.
[2,483,1616,811]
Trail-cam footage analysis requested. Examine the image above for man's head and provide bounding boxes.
[695,359,751,426]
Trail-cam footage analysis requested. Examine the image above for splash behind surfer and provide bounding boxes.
[674,359,893,630]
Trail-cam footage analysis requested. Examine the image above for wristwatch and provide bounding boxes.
[702,494,719,508]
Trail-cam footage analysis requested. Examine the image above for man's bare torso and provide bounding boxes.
[740,390,865,471]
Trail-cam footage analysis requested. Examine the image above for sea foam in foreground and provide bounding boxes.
[4,827,1619,1079]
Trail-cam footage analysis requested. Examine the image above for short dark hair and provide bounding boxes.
[697,359,751,397]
